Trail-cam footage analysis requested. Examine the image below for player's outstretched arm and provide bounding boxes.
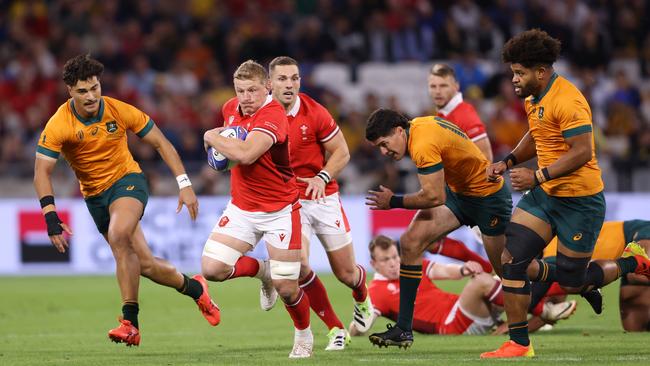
[298,131,350,201]
[427,261,483,280]
[34,154,73,253]
[140,124,198,220]
[366,169,446,210]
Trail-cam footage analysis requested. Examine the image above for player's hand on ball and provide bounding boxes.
[203,127,226,146]
[366,185,393,210]
[177,186,199,221]
[297,176,326,202]
[487,161,507,182]
[510,167,536,191]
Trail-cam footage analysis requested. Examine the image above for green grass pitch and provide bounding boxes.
[1,275,649,365]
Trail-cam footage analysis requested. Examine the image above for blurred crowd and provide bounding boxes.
[1,0,650,197]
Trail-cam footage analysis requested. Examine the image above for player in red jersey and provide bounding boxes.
[202,60,312,358]
[268,56,373,351]
[351,235,504,336]
[428,63,493,162]
[351,235,576,338]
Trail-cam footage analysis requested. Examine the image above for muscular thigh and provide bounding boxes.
[404,205,461,245]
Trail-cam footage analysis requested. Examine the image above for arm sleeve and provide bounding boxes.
[36,117,66,159]
[411,136,443,175]
[250,109,287,144]
[315,106,340,143]
[460,105,487,140]
[117,99,154,138]
[556,98,593,138]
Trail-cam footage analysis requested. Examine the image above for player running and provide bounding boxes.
[267,56,373,350]
[34,54,218,347]
[201,60,312,358]
[364,109,512,348]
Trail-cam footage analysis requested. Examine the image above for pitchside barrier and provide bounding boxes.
[0,194,647,275]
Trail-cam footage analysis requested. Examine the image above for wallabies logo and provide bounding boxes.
[106,121,118,133]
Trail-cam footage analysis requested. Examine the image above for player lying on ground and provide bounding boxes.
[349,236,575,339]
[527,220,650,332]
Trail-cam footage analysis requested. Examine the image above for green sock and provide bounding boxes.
[508,321,529,346]
[122,302,139,329]
[177,274,203,300]
[396,264,422,332]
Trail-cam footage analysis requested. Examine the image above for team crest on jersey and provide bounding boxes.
[91,126,99,136]
[218,216,230,227]
[300,124,309,141]
[538,107,545,119]
[76,130,84,141]
[106,121,118,133]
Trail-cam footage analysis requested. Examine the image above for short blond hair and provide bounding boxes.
[234,60,268,82]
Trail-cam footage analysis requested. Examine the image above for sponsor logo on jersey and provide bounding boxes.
[91,126,99,136]
[76,130,84,141]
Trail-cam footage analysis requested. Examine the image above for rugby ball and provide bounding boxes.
[207,126,248,171]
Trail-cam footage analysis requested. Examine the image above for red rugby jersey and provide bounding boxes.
[221,95,299,211]
[436,93,487,142]
[287,93,340,199]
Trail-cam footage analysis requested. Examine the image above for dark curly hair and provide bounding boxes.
[502,29,561,68]
[62,54,104,86]
[365,108,410,142]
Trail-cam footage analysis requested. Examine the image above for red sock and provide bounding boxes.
[531,299,544,316]
[228,256,259,279]
[352,265,368,302]
[486,280,504,307]
[300,271,344,329]
[437,237,493,273]
[284,289,311,330]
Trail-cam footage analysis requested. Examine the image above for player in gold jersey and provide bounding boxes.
[364,109,512,348]
[537,220,650,331]
[482,30,650,359]
[33,55,220,346]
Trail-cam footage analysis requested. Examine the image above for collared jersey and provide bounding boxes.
[37,96,154,197]
[222,95,299,212]
[408,116,502,196]
[369,260,459,334]
[437,93,487,142]
[287,93,340,199]
[525,73,603,197]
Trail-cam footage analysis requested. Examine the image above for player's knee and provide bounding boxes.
[399,231,423,260]
[107,228,133,250]
[471,272,496,290]
[299,263,313,281]
[201,239,241,281]
[556,253,589,290]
